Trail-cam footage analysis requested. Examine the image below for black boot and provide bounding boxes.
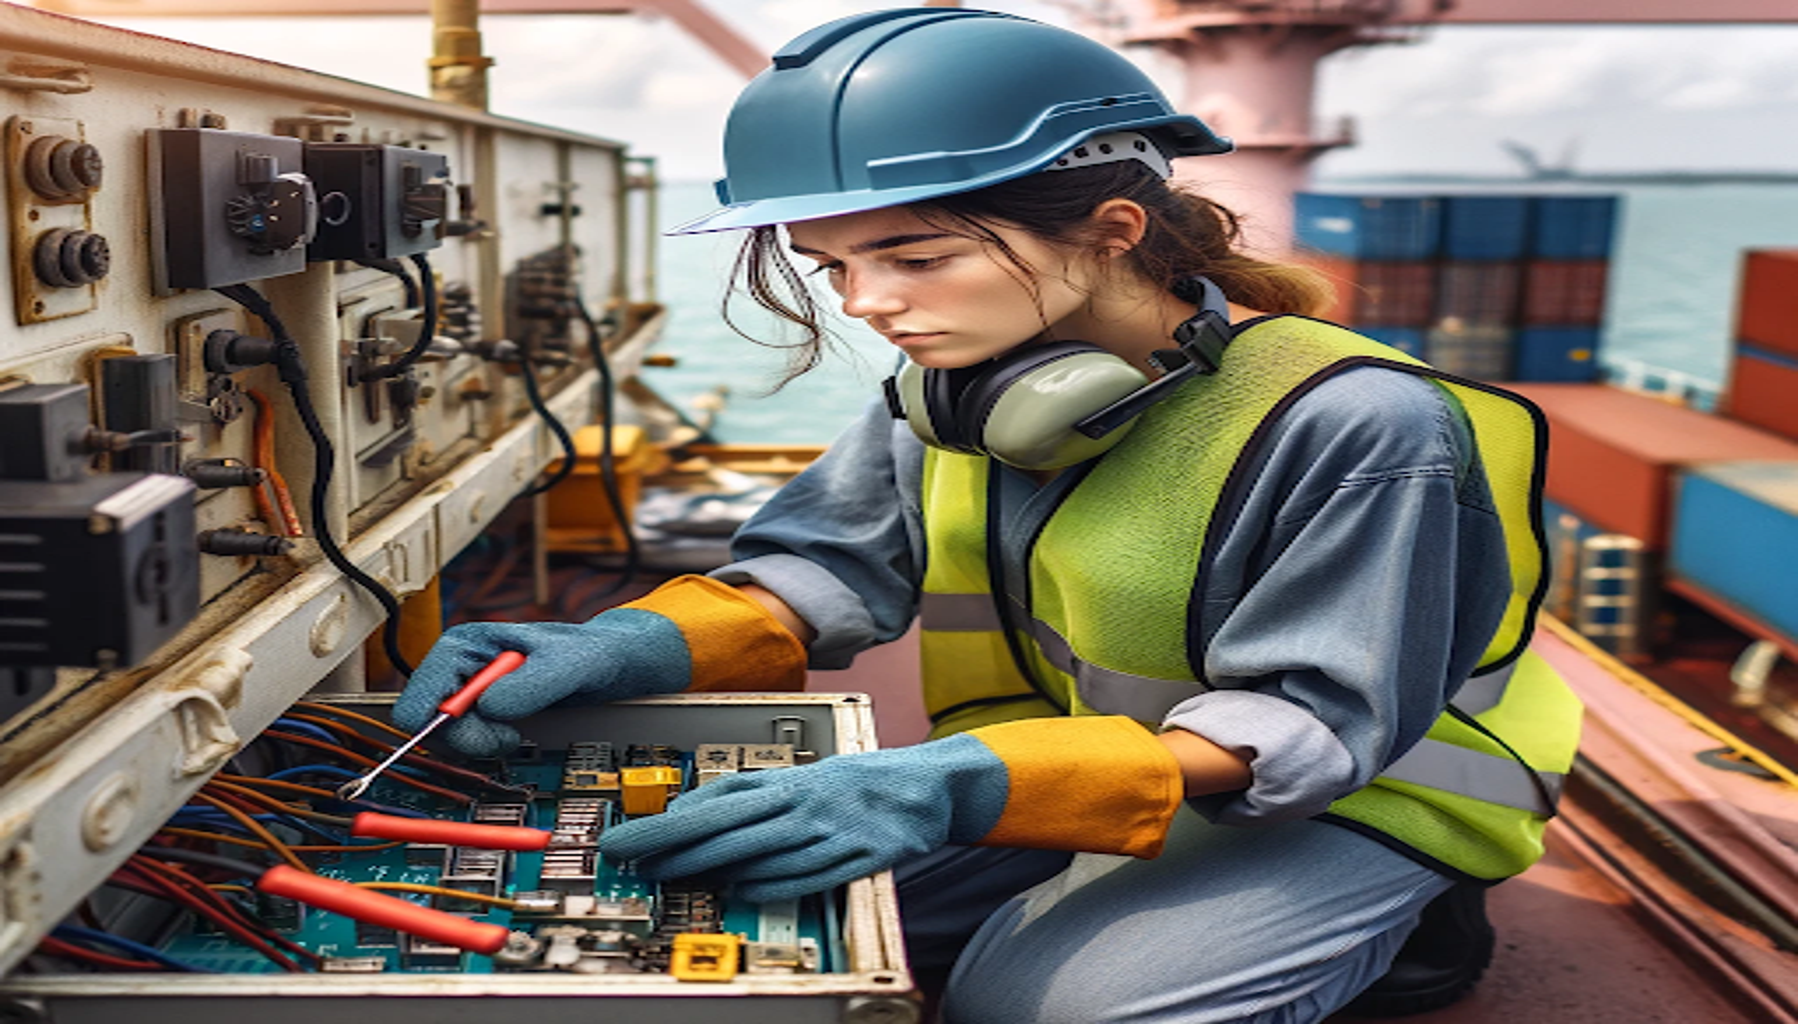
[1343,879,1496,1017]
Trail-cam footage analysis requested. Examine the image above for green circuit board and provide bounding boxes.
[161,742,839,976]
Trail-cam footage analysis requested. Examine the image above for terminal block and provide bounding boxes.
[149,128,316,289]
[305,144,450,260]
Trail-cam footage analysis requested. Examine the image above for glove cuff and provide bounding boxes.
[967,716,1183,859]
[621,575,807,692]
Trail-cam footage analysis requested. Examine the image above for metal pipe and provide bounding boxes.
[430,0,491,111]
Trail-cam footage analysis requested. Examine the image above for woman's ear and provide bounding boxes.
[1089,198,1148,258]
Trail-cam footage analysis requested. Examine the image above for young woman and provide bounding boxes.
[397,9,1581,1022]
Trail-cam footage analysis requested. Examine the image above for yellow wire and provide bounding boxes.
[208,884,253,895]
[214,773,340,801]
[353,882,518,910]
[189,792,311,872]
[1540,614,1798,789]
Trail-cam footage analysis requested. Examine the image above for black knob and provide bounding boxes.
[203,329,282,374]
[33,229,109,287]
[72,231,109,282]
[197,529,294,557]
[24,136,102,199]
[184,460,266,489]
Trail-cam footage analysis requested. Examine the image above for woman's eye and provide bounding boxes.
[896,256,946,270]
[805,262,843,277]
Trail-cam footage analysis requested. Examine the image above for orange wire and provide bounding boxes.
[203,780,352,826]
[290,701,418,744]
[278,713,503,789]
[213,773,338,801]
[188,792,309,872]
[246,388,302,537]
[160,826,403,855]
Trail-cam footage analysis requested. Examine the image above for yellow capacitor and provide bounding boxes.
[670,932,743,982]
[619,765,682,814]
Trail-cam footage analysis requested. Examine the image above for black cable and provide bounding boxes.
[359,252,438,382]
[573,296,640,596]
[352,257,420,308]
[139,846,268,880]
[516,352,577,499]
[214,285,416,678]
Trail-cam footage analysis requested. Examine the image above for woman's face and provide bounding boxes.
[785,205,1096,369]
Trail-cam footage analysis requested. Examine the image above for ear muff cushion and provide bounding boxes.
[923,363,987,454]
[956,341,1109,452]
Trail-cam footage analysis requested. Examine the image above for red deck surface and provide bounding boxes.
[1336,836,1760,1023]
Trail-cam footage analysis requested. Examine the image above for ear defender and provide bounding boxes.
[883,277,1235,471]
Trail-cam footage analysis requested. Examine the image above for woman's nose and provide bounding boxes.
[839,269,905,320]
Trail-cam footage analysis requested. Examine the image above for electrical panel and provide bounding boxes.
[149,128,317,290]
[306,144,450,260]
[0,4,659,1000]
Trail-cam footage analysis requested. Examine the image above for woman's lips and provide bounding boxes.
[885,331,943,346]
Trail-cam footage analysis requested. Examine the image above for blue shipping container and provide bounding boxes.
[1441,196,1531,261]
[1357,326,1425,358]
[1671,462,1798,643]
[1514,327,1601,382]
[1294,194,1440,260]
[1531,196,1619,259]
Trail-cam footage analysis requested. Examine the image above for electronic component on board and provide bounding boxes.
[745,938,821,975]
[694,743,740,786]
[739,743,796,772]
[320,956,389,973]
[670,932,742,982]
[619,765,681,815]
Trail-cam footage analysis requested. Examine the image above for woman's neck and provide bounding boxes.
[1047,277,1262,375]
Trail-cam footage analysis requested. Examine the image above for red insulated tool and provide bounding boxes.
[351,812,551,851]
[334,650,527,802]
[257,866,509,954]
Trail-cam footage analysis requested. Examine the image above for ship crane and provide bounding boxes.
[1123,0,1798,249]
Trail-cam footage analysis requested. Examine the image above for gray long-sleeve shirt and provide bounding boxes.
[711,361,1511,825]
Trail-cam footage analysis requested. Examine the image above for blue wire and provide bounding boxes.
[260,766,433,819]
[266,764,358,782]
[270,719,341,746]
[52,926,208,972]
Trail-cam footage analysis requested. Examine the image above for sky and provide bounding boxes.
[95,1,1798,182]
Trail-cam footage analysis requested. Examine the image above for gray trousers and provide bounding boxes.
[896,808,1452,1024]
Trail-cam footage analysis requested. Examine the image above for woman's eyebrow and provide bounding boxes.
[789,232,955,257]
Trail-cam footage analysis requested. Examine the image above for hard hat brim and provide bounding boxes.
[667,115,1232,236]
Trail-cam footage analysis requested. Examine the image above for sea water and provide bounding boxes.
[646,180,1798,445]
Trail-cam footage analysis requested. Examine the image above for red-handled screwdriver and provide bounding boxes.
[334,650,527,801]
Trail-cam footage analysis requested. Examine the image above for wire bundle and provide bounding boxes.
[36,706,532,973]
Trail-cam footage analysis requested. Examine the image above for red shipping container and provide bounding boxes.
[1297,255,1435,326]
[1523,260,1608,326]
[1436,263,1521,327]
[1738,250,1798,359]
[1727,347,1798,442]
[1505,383,1798,549]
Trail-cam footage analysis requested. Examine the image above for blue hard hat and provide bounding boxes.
[669,7,1231,235]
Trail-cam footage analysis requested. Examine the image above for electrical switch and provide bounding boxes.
[150,128,316,289]
[304,144,450,260]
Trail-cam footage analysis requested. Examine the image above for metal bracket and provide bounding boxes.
[166,649,251,778]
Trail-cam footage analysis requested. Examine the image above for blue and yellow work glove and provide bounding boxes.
[394,576,806,756]
[596,716,1183,903]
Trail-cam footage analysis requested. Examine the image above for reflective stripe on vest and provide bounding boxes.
[1381,737,1564,816]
